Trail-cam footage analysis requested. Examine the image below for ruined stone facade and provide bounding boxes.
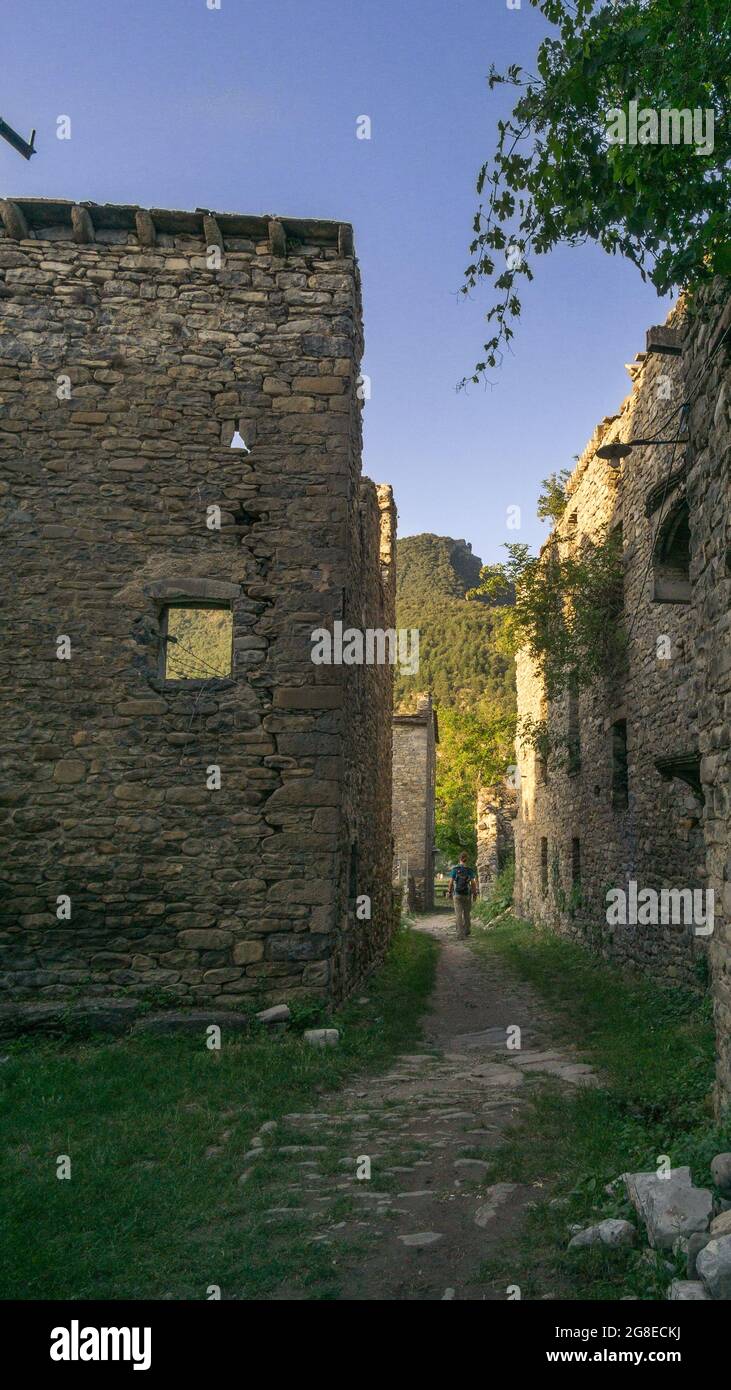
[476,782,515,895]
[0,197,397,1018]
[513,284,730,1109]
[392,694,438,910]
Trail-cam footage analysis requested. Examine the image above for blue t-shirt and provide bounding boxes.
[451,864,475,894]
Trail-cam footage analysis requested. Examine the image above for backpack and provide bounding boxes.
[453,864,472,896]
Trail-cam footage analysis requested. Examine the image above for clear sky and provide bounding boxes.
[2,0,671,564]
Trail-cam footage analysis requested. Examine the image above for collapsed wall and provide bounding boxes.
[392,694,438,910]
[0,197,397,1018]
[476,782,516,895]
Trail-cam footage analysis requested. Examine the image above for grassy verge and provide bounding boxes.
[0,923,438,1301]
[469,913,728,1300]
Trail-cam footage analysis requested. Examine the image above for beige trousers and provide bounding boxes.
[453,893,472,938]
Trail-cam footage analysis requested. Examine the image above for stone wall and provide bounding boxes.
[514,290,729,1016]
[392,694,438,910]
[476,782,515,895]
[683,287,731,1109]
[0,197,397,1015]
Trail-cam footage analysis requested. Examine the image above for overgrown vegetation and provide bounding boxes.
[435,704,515,862]
[473,858,515,924]
[395,533,516,862]
[468,525,626,701]
[470,915,724,1300]
[0,924,438,1300]
[536,469,572,524]
[463,0,731,376]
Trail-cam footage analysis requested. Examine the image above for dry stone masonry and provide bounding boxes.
[513,282,731,1111]
[476,781,516,896]
[0,197,398,1023]
[392,694,438,910]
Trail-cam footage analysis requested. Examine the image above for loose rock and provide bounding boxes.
[568,1219,636,1250]
[710,1153,731,1197]
[667,1280,710,1300]
[696,1235,731,1299]
[304,1029,340,1048]
[624,1167,712,1250]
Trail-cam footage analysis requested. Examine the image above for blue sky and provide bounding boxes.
[2,0,670,565]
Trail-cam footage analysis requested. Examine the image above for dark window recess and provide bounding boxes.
[537,752,548,785]
[540,838,549,894]
[348,842,359,906]
[567,681,581,775]
[571,837,581,885]
[611,719,629,809]
[161,604,233,681]
[653,499,691,602]
[232,505,257,526]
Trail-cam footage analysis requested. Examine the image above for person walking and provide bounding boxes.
[449,851,477,939]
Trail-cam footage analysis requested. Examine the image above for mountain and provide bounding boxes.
[394,534,515,711]
[396,534,485,605]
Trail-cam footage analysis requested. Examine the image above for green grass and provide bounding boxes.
[469,914,728,1300]
[473,860,515,925]
[0,923,438,1301]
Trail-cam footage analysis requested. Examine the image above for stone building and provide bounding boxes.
[476,781,516,895]
[513,283,731,1110]
[392,694,438,910]
[0,196,398,1019]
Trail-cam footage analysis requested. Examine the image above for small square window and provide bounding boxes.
[162,605,233,681]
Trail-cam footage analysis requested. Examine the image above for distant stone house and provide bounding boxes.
[392,694,438,910]
[513,283,731,1112]
[0,197,398,1021]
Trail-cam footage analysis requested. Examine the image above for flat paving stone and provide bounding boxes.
[398,1231,444,1248]
[453,1159,490,1178]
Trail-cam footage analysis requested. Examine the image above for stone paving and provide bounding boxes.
[242,914,598,1300]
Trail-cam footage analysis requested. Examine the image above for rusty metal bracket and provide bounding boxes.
[0,116,36,160]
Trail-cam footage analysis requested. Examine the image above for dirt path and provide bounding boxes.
[268,912,597,1300]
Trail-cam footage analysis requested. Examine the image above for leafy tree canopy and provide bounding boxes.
[435,703,516,863]
[537,468,572,523]
[468,528,626,701]
[463,0,731,376]
[396,534,516,862]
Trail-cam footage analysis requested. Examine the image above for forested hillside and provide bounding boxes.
[394,534,514,711]
[395,534,516,861]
